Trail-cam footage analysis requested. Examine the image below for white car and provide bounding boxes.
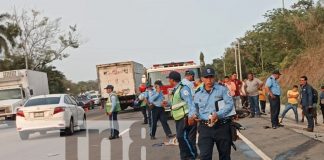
[16,94,86,140]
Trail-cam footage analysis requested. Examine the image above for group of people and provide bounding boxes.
[137,68,236,160]
[101,67,324,160]
[278,76,324,132]
[221,72,264,118]
[221,70,324,131]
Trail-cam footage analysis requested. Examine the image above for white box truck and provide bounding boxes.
[0,70,49,121]
[96,61,145,110]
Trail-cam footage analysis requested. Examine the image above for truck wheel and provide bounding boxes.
[19,131,29,140]
[59,130,65,137]
[5,117,16,127]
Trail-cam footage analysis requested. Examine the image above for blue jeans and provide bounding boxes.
[248,95,260,116]
[109,112,119,137]
[281,103,298,123]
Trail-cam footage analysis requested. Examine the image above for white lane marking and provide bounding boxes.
[0,123,8,127]
[119,128,130,136]
[237,132,271,160]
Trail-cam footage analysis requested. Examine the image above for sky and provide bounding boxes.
[0,0,299,82]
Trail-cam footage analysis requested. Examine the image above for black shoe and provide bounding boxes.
[249,115,255,118]
[303,128,314,132]
[151,136,156,140]
[109,136,117,140]
[277,124,284,127]
[143,122,148,124]
[261,112,267,115]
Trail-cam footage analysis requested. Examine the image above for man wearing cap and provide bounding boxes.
[188,68,235,160]
[265,70,283,129]
[182,70,196,96]
[104,85,121,140]
[148,80,174,140]
[166,71,197,160]
[181,70,198,153]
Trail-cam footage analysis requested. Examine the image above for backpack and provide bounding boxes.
[311,86,318,104]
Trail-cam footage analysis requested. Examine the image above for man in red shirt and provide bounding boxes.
[231,72,242,109]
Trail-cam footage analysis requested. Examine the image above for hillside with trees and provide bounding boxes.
[206,0,324,98]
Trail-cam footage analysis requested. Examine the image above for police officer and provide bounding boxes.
[181,70,196,96]
[138,84,148,124]
[181,70,198,150]
[149,80,174,140]
[146,84,154,127]
[104,85,121,140]
[188,68,235,160]
[166,71,197,160]
[265,70,283,129]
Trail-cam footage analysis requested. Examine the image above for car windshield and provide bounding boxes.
[24,97,61,107]
[0,88,23,101]
[148,68,200,85]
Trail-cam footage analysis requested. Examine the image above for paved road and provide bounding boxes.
[0,107,323,160]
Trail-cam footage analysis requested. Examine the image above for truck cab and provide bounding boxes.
[0,86,26,120]
[146,61,201,112]
[0,70,49,121]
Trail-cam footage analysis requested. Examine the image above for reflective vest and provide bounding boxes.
[171,84,189,121]
[106,93,121,112]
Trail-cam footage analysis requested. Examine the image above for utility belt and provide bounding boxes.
[148,103,156,110]
[200,118,232,128]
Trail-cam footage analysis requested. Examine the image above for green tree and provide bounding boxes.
[209,1,324,78]
[0,13,20,58]
[37,65,66,94]
[9,9,80,70]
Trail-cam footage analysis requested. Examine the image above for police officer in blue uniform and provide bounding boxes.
[149,80,174,140]
[188,68,235,160]
[166,71,197,160]
[265,70,283,129]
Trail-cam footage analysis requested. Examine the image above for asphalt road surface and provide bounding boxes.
[0,107,323,160]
